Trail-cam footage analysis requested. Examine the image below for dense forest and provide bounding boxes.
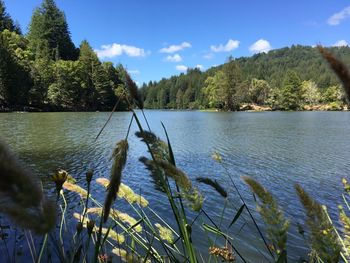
[141,46,350,111]
[0,0,132,111]
[1,0,349,112]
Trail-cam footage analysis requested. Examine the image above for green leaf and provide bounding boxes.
[202,223,226,237]
[229,204,245,228]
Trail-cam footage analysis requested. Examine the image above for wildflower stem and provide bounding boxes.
[125,113,134,140]
[37,234,48,263]
[59,191,67,250]
[94,96,122,141]
[141,109,151,131]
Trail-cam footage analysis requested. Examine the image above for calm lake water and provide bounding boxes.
[1,111,350,262]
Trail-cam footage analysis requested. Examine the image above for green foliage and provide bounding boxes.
[142,46,350,111]
[203,70,228,109]
[1,0,350,112]
[321,85,344,104]
[249,78,271,105]
[0,0,21,34]
[0,32,31,107]
[222,58,243,110]
[277,70,302,110]
[296,184,341,262]
[243,176,289,256]
[27,0,77,61]
[301,80,321,105]
[48,60,82,109]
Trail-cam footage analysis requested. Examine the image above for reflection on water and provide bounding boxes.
[1,111,350,262]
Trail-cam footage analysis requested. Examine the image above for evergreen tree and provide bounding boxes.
[0,0,21,34]
[27,0,77,60]
[78,40,100,109]
[222,59,243,110]
[95,63,116,110]
[278,70,302,110]
[29,43,54,106]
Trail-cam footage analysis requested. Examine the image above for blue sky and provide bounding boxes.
[5,0,350,85]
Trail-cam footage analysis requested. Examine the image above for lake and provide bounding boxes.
[1,111,350,262]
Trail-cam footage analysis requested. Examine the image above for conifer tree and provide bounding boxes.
[78,40,100,109]
[278,70,302,110]
[0,0,21,34]
[27,0,77,60]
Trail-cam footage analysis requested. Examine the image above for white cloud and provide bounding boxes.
[195,64,204,70]
[249,39,272,53]
[165,54,182,62]
[333,40,349,47]
[160,42,191,53]
[95,43,146,58]
[175,65,188,71]
[210,39,240,52]
[327,6,350,25]
[203,53,214,59]
[128,69,140,75]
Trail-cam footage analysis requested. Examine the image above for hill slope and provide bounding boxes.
[141,45,350,110]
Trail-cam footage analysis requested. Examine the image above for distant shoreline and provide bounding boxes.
[1,103,348,113]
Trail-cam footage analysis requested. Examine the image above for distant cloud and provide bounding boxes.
[175,65,188,71]
[95,43,146,58]
[249,39,272,53]
[210,39,240,52]
[128,69,140,75]
[333,40,349,47]
[203,53,214,59]
[327,6,350,25]
[165,54,183,62]
[160,42,191,53]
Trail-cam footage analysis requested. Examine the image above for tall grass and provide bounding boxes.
[0,46,350,263]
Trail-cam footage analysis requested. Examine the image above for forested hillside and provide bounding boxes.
[0,0,133,111]
[1,0,349,112]
[141,46,350,110]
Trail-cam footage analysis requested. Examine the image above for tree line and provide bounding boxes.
[1,0,349,112]
[0,0,132,111]
[141,46,350,111]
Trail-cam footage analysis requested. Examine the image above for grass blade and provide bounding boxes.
[229,204,245,228]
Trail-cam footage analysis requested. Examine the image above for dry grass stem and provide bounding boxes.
[135,131,170,162]
[125,71,144,109]
[318,46,350,103]
[104,139,129,222]
[295,184,341,262]
[243,176,289,254]
[196,177,228,198]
